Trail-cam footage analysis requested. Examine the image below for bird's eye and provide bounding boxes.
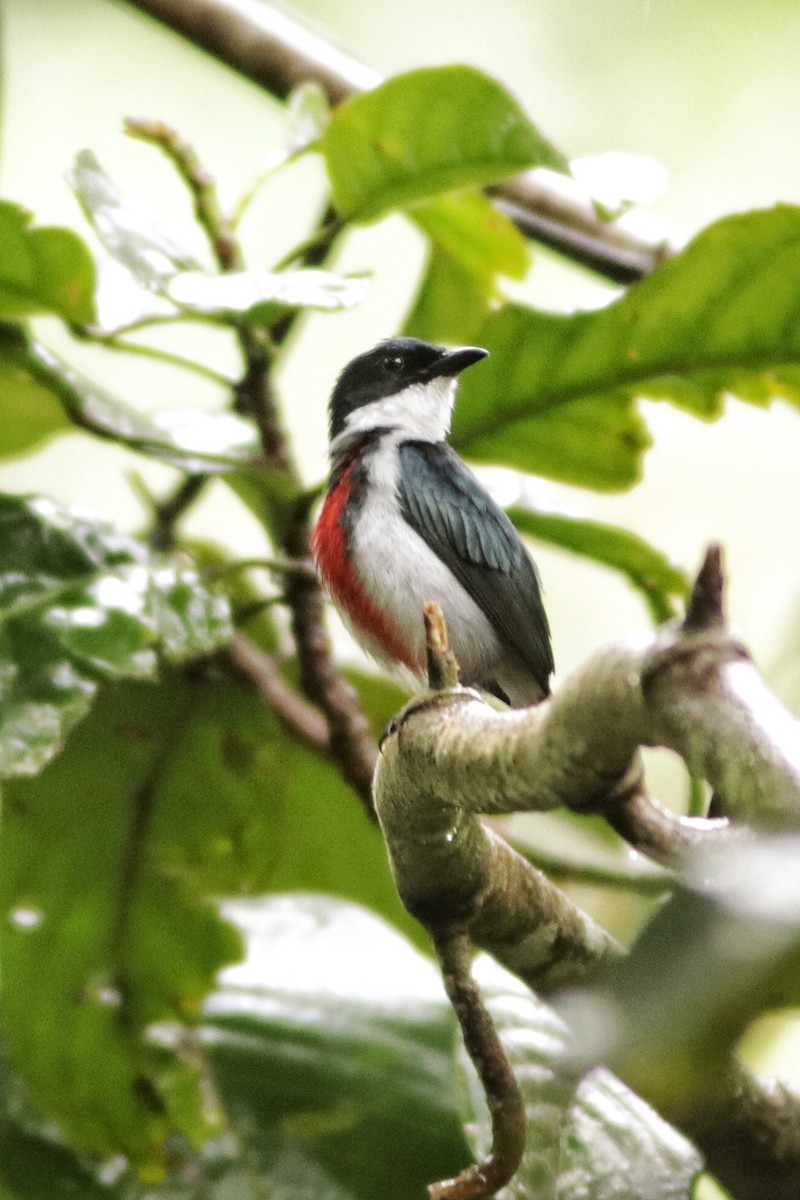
[383,355,404,373]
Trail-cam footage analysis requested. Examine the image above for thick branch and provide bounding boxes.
[119,0,671,283]
[379,621,800,839]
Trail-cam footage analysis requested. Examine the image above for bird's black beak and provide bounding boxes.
[421,345,489,381]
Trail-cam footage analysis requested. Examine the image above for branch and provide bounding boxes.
[376,605,623,992]
[377,552,800,847]
[227,632,329,750]
[428,925,526,1200]
[119,0,672,283]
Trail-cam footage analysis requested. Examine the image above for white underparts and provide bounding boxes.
[347,432,508,685]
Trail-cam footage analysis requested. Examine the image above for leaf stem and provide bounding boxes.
[84,333,235,389]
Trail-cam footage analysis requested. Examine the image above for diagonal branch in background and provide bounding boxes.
[118,0,672,284]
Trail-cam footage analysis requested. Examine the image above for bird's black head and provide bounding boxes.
[328,337,488,442]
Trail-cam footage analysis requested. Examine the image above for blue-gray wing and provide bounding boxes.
[398,440,553,695]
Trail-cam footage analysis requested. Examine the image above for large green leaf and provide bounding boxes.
[508,505,689,622]
[0,200,96,323]
[68,150,203,294]
[0,494,232,777]
[452,207,800,489]
[467,957,702,1199]
[323,66,568,222]
[199,895,469,1200]
[0,676,243,1171]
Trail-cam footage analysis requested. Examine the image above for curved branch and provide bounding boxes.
[120,0,672,283]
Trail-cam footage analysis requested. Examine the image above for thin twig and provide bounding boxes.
[228,632,329,750]
[126,118,379,811]
[506,836,675,895]
[428,925,526,1200]
[126,117,243,270]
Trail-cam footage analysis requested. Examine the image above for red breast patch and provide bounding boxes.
[312,462,418,672]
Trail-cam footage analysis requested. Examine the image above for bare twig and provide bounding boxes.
[125,117,243,269]
[228,632,329,750]
[120,0,673,283]
[122,121,379,806]
[428,925,526,1200]
[424,601,461,691]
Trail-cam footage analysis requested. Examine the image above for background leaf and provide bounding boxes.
[467,957,702,1200]
[507,505,689,621]
[0,200,96,323]
[69,150,203,293]
[0,494,232,777]
[0,329,260,470]
[0,676,243,1170]
[452,207,800,489]
[405,190,530,342]
[201,894,469,1200]
[323,66,569,222]
[166,266,369,320]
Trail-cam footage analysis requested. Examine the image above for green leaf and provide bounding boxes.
[0,200,96,323]
[451,304,652,489]
[323,66,568,222]
[466,957,702,1199]
[0,327,261,470]
[0,494,232,777]
[166,266,369,320]
[202,895,469,1200]
[452,207,800,489]
[68,149,203,293]
[0,676,244,1170]
[0,1045,127,1199]
[507,506,689,622]
[405,248,494,344]
[0,324,71,458]
[413,190,531,281]
[405,191,530,343]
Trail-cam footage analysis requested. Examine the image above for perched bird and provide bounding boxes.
[311,337,553,706]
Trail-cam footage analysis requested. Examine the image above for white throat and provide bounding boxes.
[331,377,457,457]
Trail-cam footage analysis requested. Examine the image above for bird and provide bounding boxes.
[311,337,553,706]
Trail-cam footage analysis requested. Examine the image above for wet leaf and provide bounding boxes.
[0,676,244,1170]
[324,66,568,222]
[68,150,202,293]
[0,494,232,777]
[0,200,96,323]
[0,328,260,470]
[452,208,800,489]
[467,957,702,1200]
[201,894,469,1200]
[166,266,369,320]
